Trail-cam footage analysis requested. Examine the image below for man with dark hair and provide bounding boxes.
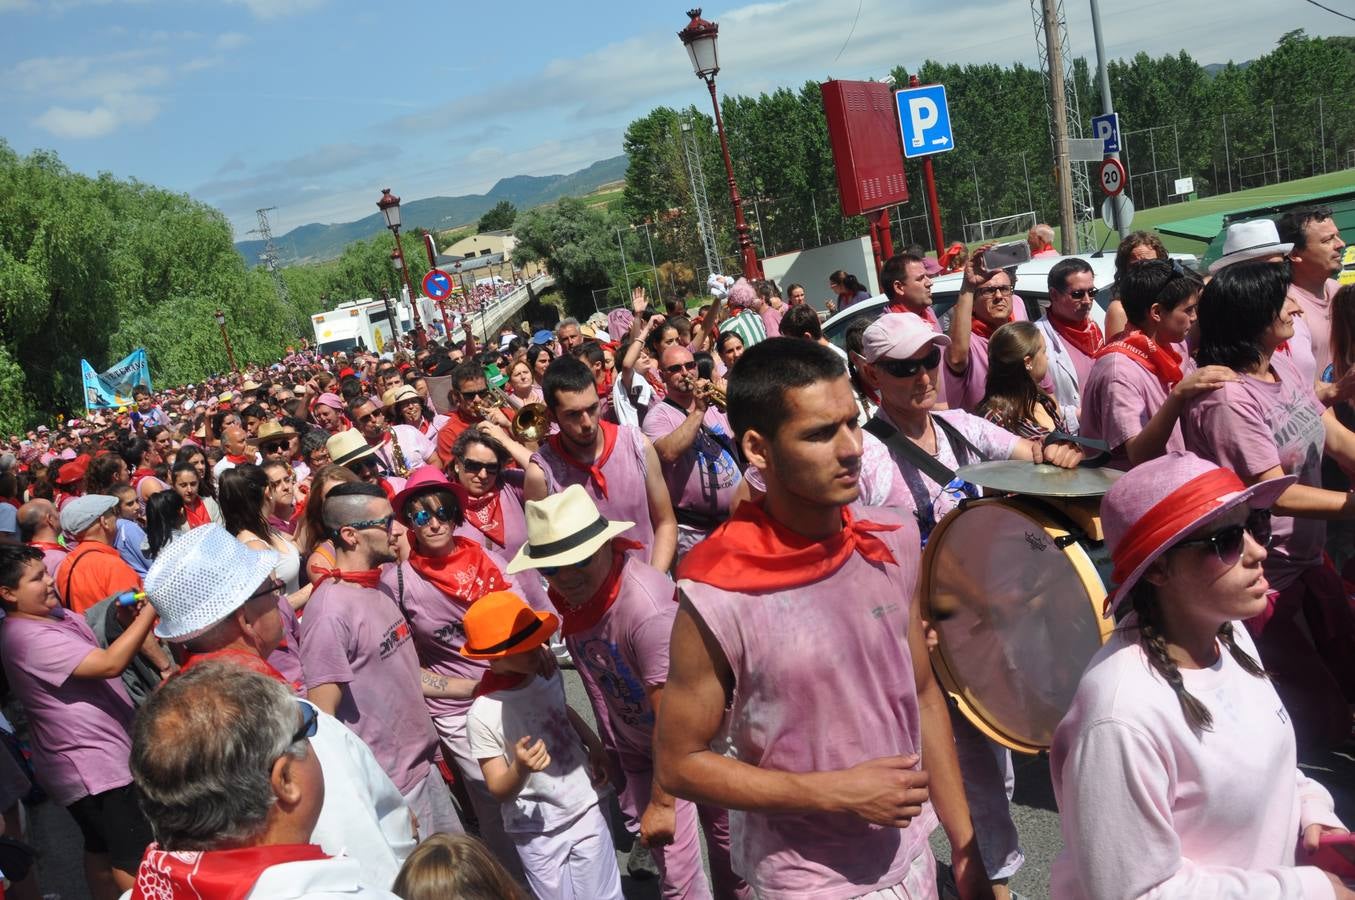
[301,482,463,839]
[656,336,991,899]
[1278,206,1346,375]
[879,251,937,323]
[571,339,615,421]
[0,542,157,896]
[526,356,677,572]
[1081,260,1235,470]
[240,403,269,438]
[1034,257,1102,419]
[349,397,432,476]
[429,361,511,469]
[944,257,1017,413]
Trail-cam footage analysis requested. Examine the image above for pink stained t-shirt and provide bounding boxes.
[942,331,991,414]
[38,545,68,581]
[267,595,307,696]
[0,610,136,806]
[1080,350,1196,471]
[453,471,530,560]
[530,424,656,557]
[298,579,438,795]
[679,508,932,899]
[1050,619,1342,899]
[564,554,676,775]
[760,305,783,338]
[640,402,741,522]
[1290,278,1339,377]
[1182,350,1326,592]
[378,548,546,720]
[1282,313,1319,393]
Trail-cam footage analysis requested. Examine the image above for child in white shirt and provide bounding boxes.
[463,591,622,900]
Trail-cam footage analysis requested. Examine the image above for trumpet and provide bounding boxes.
[474,387,550,444]
[684,376,726,411]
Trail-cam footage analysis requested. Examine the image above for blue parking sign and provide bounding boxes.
[1091,113,1121,153]
[895,84,955,159]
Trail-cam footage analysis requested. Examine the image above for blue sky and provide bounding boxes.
[2,0,1346,239]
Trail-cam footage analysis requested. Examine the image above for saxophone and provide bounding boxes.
[386,427,410,477]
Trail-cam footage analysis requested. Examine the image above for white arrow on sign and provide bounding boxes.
[932,136,950,146]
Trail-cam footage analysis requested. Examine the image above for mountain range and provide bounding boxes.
[234,154,629,265]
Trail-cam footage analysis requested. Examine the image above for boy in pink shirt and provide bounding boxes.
[655,338,989,899]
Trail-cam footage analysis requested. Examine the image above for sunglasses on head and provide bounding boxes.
[1172,508,1272,567]
[289,699,319,747]
[877,346,942,378]
[409,506,454,528]
[461,459,500,476]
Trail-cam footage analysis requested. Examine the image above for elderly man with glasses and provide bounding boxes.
[140,523,416,889]
[300,482,464,840]
[128,662,402,898]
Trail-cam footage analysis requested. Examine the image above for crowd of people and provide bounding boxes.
[0,205,1352,899]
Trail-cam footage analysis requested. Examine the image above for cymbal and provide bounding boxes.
[955,460,1122,498]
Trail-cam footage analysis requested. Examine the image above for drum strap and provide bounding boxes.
[863,413,980,494]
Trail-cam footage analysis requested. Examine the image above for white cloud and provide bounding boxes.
[216,32,249,50]
[226,0,324,21]
[34,93,159,139]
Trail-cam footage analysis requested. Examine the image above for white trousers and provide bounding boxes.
[512,803,624,900]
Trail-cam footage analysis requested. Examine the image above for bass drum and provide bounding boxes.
[920,496,1113,754]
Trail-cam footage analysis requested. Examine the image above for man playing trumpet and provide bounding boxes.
[430,361,534,470]
[642,346,743,561]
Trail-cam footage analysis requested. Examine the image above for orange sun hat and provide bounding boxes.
[460,591,559,660]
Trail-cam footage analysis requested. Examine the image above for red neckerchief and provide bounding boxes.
[547,421,620,498]
[312,567,383,588]
[549,538,644,636]
[131,468,156,489]
[179,648,299,693]
[462,490,506,547]
[407,537,510,606]
[1095,329,1184,389]
[29,540,64,553]
[417,419,433,435]
[473,671,527,697]
[971,313,1014,341]
[1049,314,1105,359]
[131,843,330,900]
[642,368,667,399]
[184,497,212,528]
[224,453,252,465]
[677,502,900,591]
[597,370,614,398]
[377,479,397,503]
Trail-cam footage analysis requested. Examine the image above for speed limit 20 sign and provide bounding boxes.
[1098,158,1126,196]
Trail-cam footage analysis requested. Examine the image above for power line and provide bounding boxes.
[833,0,863,63]
[1299,0,1355,21]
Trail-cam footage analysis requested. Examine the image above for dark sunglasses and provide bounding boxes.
[539,557,591,577]
[290,699,319,746]
[346,457,380,472]
[1065,288,1095,300]
[409,506,454,528]
[247,578,284,602]
[460,388,488,400]
[1173,509,1272,567]
[877,346,942,378]
[665,361,698,374]
[462,459,500,476]
[344,514,394,533]
[260,441,289,454]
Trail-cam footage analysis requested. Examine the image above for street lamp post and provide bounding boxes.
[213,309,239,375]
[377,188,427,349]
[678,8,761,281]
[379,288,402,354]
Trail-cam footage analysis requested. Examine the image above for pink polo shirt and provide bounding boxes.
[678,508,931,898]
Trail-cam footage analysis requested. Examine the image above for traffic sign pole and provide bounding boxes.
[908,75,946,254]
[1089,0,1127,240]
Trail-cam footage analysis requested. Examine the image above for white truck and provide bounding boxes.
[311,293,463,355]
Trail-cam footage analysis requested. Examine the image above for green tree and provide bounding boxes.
[512,197,625,317]
[477,200,517,233]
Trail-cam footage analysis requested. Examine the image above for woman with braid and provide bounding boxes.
[1050,452,1351,899]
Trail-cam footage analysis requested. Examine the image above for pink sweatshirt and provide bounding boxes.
[1050,619,1343,899]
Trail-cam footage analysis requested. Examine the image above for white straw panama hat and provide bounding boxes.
[506,484,634,575]
[326,429,378,467]
[1209,219,1294,274]
[144,523,279,642]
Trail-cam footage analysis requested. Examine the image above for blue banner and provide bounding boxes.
[81,348,152,411]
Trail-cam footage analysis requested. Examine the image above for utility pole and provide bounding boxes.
[1040,0,1077,254]
[1089,0,1126,239]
